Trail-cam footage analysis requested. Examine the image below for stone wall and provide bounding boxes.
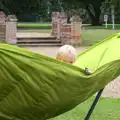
[51,12,82,45]
[52,12,67,37]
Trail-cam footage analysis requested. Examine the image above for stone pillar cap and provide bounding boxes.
[6,15,18,22]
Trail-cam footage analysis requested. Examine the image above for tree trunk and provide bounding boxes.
[86,5,101,26]
[92,7,101,26]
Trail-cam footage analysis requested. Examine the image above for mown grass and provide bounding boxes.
[82,29,120,46]
[49,96,120,120]
[17,23,120,30]
[17,23,52,29]
[83,24,120,30]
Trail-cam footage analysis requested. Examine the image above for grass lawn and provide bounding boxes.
[83,24,120,30]
[17,23,52,29]
[17,23,120,30]
[49,96,120,120]
[82,29,120,46]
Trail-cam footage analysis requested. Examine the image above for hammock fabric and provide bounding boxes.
[0,33,120,120]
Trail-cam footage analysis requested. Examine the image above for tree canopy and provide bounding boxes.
[0,0,120,24]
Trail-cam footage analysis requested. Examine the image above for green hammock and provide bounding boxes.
[0,33,120,120]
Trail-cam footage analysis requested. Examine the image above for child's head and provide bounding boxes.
[56,45,77,63]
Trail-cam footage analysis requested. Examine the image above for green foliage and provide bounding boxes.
[0,0,10,13]
[0,0,120,23]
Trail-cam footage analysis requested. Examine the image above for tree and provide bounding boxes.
[0,0,11,13]
[62,0,106,25]
[0,0,60,21]
[0,0,120,23]
[0,0,47,21]
[84,0,104,25]
[64,0,120,25]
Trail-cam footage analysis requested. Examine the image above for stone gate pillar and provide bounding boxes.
[60,22,82,45]
[57,12,67,40]
[0,11,6,43]
[51,12,67,39]
[52,12,82,45]
[71,22,82,43]
[6,15,17,44]
[51,12,59,36]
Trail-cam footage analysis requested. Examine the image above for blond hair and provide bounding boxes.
[56,45,77,63]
